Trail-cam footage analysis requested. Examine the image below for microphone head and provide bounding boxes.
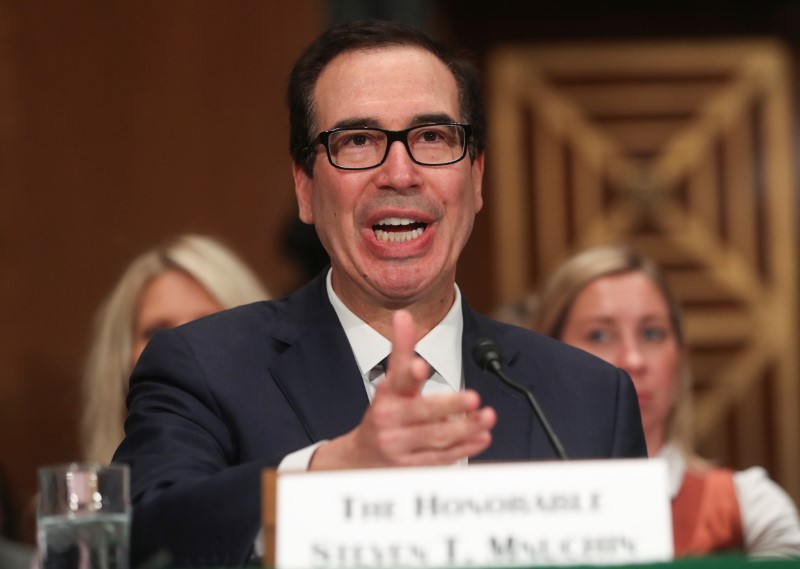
[472,338,502,371]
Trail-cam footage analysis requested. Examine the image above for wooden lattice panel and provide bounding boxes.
[488,41,799,502]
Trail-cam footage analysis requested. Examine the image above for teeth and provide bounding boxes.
[377,217,417,226]
[375,227,425,243]
[372,216,427,243]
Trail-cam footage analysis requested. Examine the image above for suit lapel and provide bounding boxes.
[268,274,370,443]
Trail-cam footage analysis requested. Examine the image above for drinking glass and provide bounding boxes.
[37,463,130,569]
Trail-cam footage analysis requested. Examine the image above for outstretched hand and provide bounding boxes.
[310,309,496,469]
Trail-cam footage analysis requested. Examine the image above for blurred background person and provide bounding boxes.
[80,234,270,464]
[532,245,800,558]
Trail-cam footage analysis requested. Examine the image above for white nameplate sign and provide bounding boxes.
[275,458,672,569]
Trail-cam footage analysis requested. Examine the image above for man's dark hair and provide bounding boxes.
[288,20,486,176]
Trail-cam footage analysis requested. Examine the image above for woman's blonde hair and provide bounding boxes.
[532,244,697,460]
[80,234,270,464]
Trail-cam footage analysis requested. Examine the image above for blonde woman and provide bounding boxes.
[81,234,269,464]
[533,245,800,558]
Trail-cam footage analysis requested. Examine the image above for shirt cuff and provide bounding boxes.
[278,440,329,472]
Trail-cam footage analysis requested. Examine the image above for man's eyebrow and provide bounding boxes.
[330,118,381,130]
[411,113,457,125]
[328,113,459,131]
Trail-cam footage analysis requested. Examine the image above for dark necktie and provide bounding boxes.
[369,354,441,387]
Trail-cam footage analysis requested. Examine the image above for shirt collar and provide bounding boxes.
[326,269,463,392]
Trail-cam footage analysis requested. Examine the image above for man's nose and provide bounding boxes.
[375,141,422,190]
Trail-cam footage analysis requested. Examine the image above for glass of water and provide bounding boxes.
[37,463,131,569]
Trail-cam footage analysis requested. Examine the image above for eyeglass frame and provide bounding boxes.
[308,122,473,171]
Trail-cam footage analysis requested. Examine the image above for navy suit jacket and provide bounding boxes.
[114,272,646,567]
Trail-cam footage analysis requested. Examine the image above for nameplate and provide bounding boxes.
[273,459,672,568]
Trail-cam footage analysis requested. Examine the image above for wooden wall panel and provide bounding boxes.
[488,41,800,503]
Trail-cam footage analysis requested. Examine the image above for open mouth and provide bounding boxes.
[373,217,428,243]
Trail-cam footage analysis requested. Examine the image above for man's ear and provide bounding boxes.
[293,163,314,224]
[471,152,485,213]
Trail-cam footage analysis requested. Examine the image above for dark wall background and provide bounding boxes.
[2,0,800,543]
[0,1,322,540]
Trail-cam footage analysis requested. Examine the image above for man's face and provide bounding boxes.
[293,46,484,313]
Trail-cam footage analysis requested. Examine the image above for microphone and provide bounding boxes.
[473,338,568,460]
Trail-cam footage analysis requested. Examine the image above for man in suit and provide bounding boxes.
[115,20,646,567]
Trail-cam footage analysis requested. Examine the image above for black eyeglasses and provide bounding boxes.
[311,122,472,170]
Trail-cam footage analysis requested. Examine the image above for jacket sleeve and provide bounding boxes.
[113,328,275,567]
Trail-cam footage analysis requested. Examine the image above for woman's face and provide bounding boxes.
[131,270,223,367]
[559,271,681,453]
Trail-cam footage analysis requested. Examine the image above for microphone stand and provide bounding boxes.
[474,338,569,460]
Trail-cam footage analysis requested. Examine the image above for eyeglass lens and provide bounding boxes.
[327,124,466,169]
